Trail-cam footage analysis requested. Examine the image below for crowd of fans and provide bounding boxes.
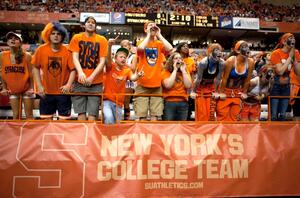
[1,0,300,22]
[1,18,300,122]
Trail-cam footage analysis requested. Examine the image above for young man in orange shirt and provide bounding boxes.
[135,20,173,121]
[103,38,143,124]
[69,16,108,121]
[32,22,75,119]
[270,33,300,121]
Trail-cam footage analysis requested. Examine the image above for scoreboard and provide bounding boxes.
[125,13,218,28]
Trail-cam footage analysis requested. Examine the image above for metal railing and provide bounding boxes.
[1,92,300,123]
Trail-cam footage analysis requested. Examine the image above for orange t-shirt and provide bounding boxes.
[1,51,30,94]
[161,70,190,102]
[104,62,132,106]
[184,57,197,75]
[68,32,108,84]
[270,49,289,66]
[271,49,300,85]
[31,43,75,94]
[137,40,166,88]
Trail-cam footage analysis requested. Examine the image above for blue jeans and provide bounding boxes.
[270,84,290,121]
[163,101,189,121]
[103,100,123,124]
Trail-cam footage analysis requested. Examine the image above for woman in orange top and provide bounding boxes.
[217,40,254,121]
[161,52,192,121]
[0,32,33,119]
[175,42,197,120]
[270,33,300,121]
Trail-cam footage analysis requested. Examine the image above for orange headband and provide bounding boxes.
[207,43,222,55]
[234,40,247,53]
[280,33,294,45]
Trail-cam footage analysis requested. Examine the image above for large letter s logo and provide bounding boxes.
[13,122,88,198]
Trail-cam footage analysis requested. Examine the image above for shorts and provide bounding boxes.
[71,82,102,116]
[134,85,163,118]
[39,95,71,119]
[240,102,261,120]
[9,93,35,100]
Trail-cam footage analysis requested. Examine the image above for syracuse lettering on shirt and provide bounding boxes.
[161,70,190,102]
[31,43,74,94]
[137,40,166,88]
[68,33,108,84]
[104,62,132,106]
[1,51,30,94]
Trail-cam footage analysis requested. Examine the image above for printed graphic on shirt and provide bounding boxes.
[79,41,100,69]
[5,66,25,74]
[48,57,62,77]
[145,47,158,66]
[112,72,126,85]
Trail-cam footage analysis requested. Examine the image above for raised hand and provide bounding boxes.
[108,35,119,46]
[0,88,10,96]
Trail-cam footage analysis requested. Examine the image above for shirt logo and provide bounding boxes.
[48,57,62,77]
[145,47,158,66]
[79,41,100,69]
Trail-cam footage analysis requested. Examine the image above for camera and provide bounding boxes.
[265,70,274,80]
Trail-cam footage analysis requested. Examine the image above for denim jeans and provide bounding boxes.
[103,100,123,124]
[163,101,189,121]
[270,84,290,121]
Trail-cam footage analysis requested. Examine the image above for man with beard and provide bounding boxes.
[32,22,75,120]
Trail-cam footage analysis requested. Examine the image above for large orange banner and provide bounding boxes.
[0,122,300,197]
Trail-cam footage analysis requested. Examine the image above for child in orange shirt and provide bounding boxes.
[103,38,143,124]
[0,32,33,119]
[161,52,192,120]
